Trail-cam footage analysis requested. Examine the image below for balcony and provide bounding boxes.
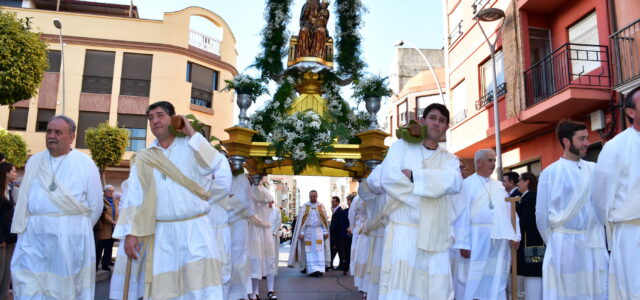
[524,43,610,107]
[189,29,221,56]
[610,18,640,93]
[475,82,507,110]
[448,21,463,46]
[452,109,468,126]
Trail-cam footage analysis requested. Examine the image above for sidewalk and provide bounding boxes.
[267,243,361,300]
[96,242,362,299]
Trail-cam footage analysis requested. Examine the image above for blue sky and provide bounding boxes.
[116,0,444,76]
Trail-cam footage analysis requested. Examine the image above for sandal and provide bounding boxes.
[267,291,278,300]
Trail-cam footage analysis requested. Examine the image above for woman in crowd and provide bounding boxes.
[0,162,18,299]
[516,172,544,300]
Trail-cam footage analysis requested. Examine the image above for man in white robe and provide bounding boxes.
[247,179,275,300]
[109,101,232,300]
[288,190,330,277]
[268,199,282,299]
[378,103,463,300]
[453,149,520,300]
[592,87,640,300]
[359,166,387,300]
[11,116,103,299]
[226,171,253,300]
[349,194,369,294]
[537,120,608,300]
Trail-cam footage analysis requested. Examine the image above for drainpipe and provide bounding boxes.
[607,0,627,131]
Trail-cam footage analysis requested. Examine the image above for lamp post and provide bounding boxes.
[53,19,65,115]
[394,40,446,106]
[474,8,506,180]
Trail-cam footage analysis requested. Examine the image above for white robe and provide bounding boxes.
[536,158,608,299]
[289,202,329,273]
[592,127,640,300]
[248,185,275,278]
[109,133,231,300]
[360,166,387,300]
[227,174,253,300]
[349,196,369,290]
[453,173,520,300]
[11,150,103,300]
[270,205,282,275]
[378,140,463,300]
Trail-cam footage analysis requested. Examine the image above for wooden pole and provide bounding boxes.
[56,0,60,11]
[506,196,520,300]
[123,257,132,300]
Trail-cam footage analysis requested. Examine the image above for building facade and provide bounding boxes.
[0,1,238,188]
[444,0,640,175]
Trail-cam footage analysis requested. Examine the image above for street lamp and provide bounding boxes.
[393,40,446,106]
[53,19,66,115]
[474,8,506,180]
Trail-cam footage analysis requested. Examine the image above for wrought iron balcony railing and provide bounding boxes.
[524,43,610,107]
[120,78,150,97]
[452,109,468,126]
[448,21,463,45]
[81,75,113,94]
[610,18,640,88]
[475,82,507,110]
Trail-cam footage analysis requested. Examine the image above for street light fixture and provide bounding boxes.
[474,8,506,180]
[53,19,66,116]
[393,40,446,106]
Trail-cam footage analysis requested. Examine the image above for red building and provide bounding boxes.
[445,0,640,175]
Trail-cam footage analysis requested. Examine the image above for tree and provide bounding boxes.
[85,122,129,184]
[0,9,49,106]
[0,128,28,167]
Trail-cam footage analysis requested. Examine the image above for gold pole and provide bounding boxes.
[123,257,132,300]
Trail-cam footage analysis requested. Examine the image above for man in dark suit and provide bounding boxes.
[503,171,522,197]
[329,196,349,271]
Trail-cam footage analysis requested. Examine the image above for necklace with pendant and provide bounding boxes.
[482,177,494,209]
[49,152,69,192]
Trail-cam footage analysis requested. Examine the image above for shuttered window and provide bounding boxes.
[568,11,600,78]
[186,62,219,108]
[8,108,28,131]
[120,53,153,97]
[118,114,147,151]
[76,112,109,148]
[36,109,55,132]
[82,50,115,94]
[47,51,61,73]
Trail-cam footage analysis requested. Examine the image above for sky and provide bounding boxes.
[104,0,445,112]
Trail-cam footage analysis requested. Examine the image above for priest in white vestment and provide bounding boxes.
[592,88,640,300]
[378,104,463,300]
[109,102,232,300]
[270,200,282,271]
[360,165,387,300]
[11,116,103,300]
[288,190,330,276]
[537,120,608,300]
[247,180,276,300]
[453,149,520,300]
[349,194,369,294]
[226,171,253,300]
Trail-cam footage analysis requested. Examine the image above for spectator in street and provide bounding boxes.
[329,196,349,272]
[516,172,543,300]
[96,185,117,271]
[503,171,522,197]
[0,162,17,299]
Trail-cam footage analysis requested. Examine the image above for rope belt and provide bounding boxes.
[156,213,207,223]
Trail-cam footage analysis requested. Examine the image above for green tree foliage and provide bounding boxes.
[0,9,48,106]
[0,128,28,167]
[281,209,290,223]
[85,122,129,184]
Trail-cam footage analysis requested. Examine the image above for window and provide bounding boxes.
[416,94,441,119]
[448,5,463,45]
[186,62,218,108]
[36,109,55,132]
[397,101,408,126]
[120,53,153,97]
[585,142,603,163]
[76,112,109,148]
[568,11,600,77]
[452,80,467,116]
[480,50,505,98]
[8,108,28,131]
[81,50,115,94]
[118,114,147,152]
[529,28,552,65]
[47,50,61,73]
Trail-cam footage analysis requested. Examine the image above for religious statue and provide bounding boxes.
[295,0,330,59]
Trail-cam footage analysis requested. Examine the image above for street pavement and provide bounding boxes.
[96,242,361,300]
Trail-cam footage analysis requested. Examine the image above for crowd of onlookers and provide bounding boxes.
[0,153,18,299]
